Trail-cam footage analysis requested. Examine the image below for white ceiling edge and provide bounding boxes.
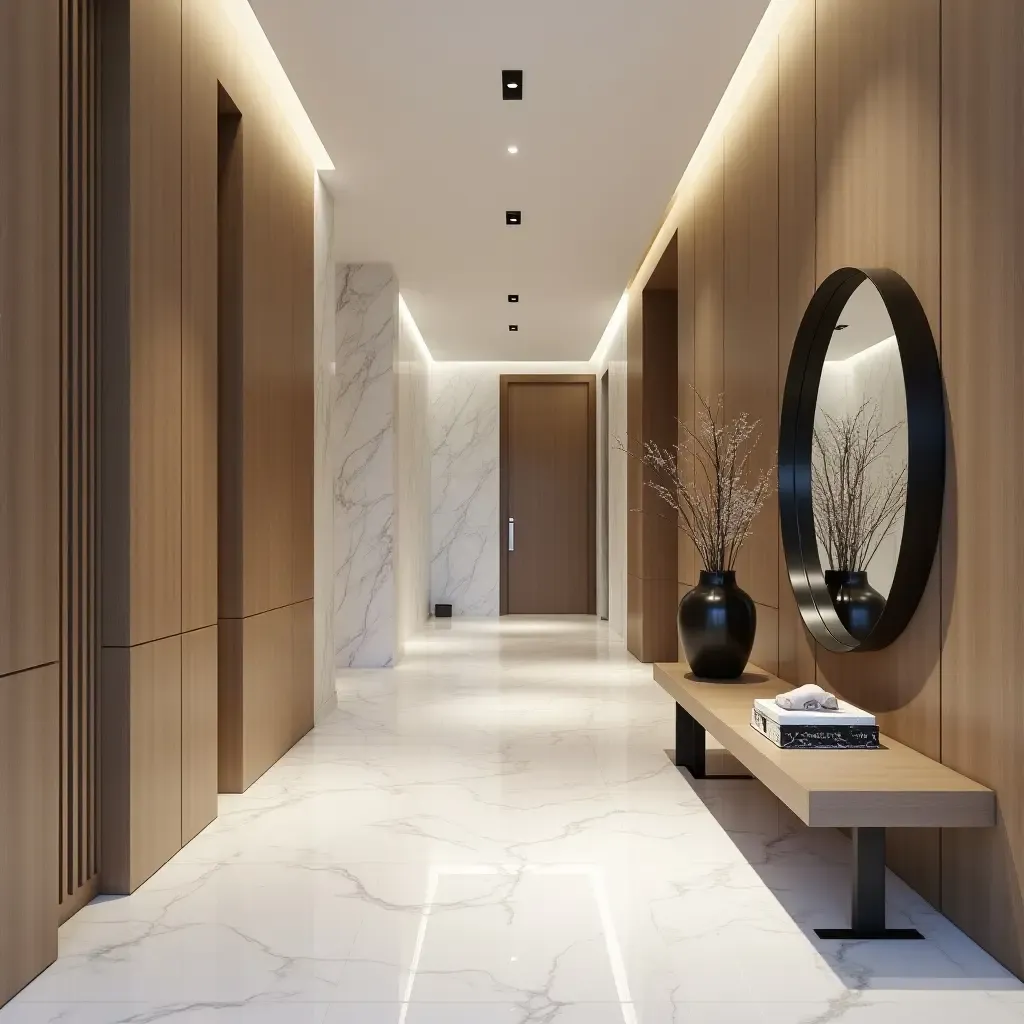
[628,0,798,303]
[227,0,334,170]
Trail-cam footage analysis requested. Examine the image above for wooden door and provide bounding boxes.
[500,376,596,614]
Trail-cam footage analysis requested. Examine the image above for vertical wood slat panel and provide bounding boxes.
[59,0,100,922]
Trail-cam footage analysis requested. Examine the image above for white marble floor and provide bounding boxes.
[4,617,1024,1024]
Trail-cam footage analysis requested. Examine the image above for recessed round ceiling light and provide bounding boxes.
[507,144,519,155]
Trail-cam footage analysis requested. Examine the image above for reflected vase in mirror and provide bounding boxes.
[679,571,756,680]
[824,570,886,641]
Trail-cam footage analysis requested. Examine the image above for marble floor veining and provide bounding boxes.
[4,617,1023,1024]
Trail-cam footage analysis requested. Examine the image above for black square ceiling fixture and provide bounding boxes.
[506,210,521,226]
[509,324,519,332]
[508,294,519,303]
[502,70,523,100]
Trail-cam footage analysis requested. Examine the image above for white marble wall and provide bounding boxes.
[593,318,629,641]
[429,361,596,618]
[429,365,501,616]
[395,300,432,652]
[332,264,398,667]
[313,174,337,720]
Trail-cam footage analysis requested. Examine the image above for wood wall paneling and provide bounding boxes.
[776,0,818,687]
[676,196,697,601]
[625,290,644,657]
[182,625,219,843]
[813,0,943,906]
[0,0,61,678]
[693,139,726,407]
[59,0,102,923]
[723,35,780,626]
[101,637,183,894]
[181,4,219,634]
[628,233,680,665]
[128,0,184,646]
[939,0,1024,977]
[0,667,59,1005]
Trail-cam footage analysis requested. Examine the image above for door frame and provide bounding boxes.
[499,374,597,615]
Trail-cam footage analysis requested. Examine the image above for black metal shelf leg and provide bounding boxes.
[815,827,924,941]
[674,704,706,779]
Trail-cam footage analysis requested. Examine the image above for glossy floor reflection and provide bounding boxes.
[4,617,1024,1023]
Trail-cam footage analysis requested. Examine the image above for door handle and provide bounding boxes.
[508,517,515,552]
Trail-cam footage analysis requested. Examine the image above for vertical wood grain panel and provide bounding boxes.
[693,139,725,409]
[181,0,218,634]
[676,195,697,601]
[0,666,59,1006]
[625,290,644,657]
[101,636,182,894]
[0,0,61,678]
[776,0,818,686]
[181,625,218,843]
[814,0,942,906]
[128,0,183,646]
[940,0,1024,977]
[291,183,315,606]
[724,35,780,617]
[59,0,101,922]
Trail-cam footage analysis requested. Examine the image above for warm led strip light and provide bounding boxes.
[220,0,334,171]
[399,294,434,363]
[594,0,798,359]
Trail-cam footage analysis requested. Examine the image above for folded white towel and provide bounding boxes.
[775,683,839,712]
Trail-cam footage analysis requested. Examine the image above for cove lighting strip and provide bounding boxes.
[590,291,629,368]
[222,0,334,171]
[593,0,797,360]
[399,294,435,363]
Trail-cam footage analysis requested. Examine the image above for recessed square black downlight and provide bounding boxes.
[508,294,519,303]
[506,211,521,226]
[509,325,519,332]
[502,70,523,100]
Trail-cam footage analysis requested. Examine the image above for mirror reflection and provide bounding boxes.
[812,280,908,641]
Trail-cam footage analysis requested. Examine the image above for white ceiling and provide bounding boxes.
[250,0,770,360]
[825,281,897,362]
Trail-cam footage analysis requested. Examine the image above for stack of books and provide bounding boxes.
[750,698,879,750]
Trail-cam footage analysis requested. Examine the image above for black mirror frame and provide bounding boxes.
[779,267,945,653]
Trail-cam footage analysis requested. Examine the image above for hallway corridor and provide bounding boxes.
[4,618,1023,1023]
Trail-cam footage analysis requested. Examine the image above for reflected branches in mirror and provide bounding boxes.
[812,399,908,575]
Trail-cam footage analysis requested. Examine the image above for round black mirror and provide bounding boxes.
[779,267,944,653]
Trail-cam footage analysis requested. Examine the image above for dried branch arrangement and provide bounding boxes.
[811,399,908,573]
[618,392,776,572]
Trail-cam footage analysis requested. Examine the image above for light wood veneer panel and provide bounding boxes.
[776,0,818,688]
[693,139,725,407]
[723,37,780,611]
[939,0,1024,977]
[128,0,184,645]
[0,666,59,1005]
[654,663,994,830]
[182,625,219,844]
[814,0,943,904]
[101,636,182,894]
[676,197,697,591]
[181,0,219,633]
[0,0,61,678]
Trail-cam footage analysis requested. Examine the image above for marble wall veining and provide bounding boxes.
[395,300,432,652]
[313,174,337,717]
[332,264,398,668]
[429,365,502,617]
[428,361,600,620]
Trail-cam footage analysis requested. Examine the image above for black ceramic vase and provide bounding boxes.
[824,570,886,641]
[678,571,756,680]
